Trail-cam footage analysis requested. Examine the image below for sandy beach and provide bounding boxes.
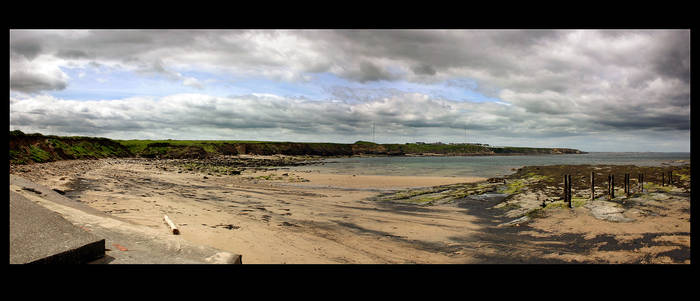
[10,157,690,264]
[10,158,489,263]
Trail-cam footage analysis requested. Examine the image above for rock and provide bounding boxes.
[215,224,239,230]
[497,216,531,227]
[487,177,505,183]
[21,187,42,194]
[584,201,635,222]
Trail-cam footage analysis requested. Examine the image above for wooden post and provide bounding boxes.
[662,172,665,187]
[164,215,180,235]
[568,174,572,208]
[591,171,595,201]
[628,173,631,195]
[637,173,640,193]
[611,174,615,199]
[629,173,633,194]
[607,174,611,200]
[563,174,568,203]
[669,170,673,185]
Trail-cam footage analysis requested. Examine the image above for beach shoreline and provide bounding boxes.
[9,157,690,264]
[10,158,488,263]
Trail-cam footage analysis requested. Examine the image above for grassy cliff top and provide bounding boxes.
[9,131,585,164]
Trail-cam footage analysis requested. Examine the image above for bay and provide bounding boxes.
[291,152,690,178]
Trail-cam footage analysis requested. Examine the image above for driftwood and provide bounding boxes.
[164,215,180,235]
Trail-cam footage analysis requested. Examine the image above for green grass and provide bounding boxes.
[405,195,445,205]
[385,143,490,154]
[28,145,51,162]
[645,182,673,193]
[572,197,588,208]
[256,173,277,180]
[117,139,263,154]
[11,131,585,166]
[115,138,582,158]
[502,178,527,194]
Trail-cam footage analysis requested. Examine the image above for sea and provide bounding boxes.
[291,152,691,179]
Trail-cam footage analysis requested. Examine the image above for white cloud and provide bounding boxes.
[9,54,70,94]
[182,77,204,89]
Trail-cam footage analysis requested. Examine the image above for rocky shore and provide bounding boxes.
[370,163,690,263]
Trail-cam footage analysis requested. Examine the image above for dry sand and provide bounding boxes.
[10,157,690,264]
[11,158,488,263]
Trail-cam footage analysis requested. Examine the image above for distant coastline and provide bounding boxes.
[10,130,585,165]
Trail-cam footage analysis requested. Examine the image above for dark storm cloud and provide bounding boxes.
[651,32,690,83]
[9,30,44,59]
[9,69,68,93]
[411,63,437,76]
[10,41,42,60]
[351,61,396,82]
[55,49,91,59]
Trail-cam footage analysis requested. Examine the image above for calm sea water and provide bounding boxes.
[291,152,690,178]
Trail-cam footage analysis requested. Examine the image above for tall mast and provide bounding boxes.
[372,121,375,142]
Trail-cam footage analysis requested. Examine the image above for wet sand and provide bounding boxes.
[10,157,690,264]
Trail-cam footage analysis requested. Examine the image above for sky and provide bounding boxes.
[9,29,691,152]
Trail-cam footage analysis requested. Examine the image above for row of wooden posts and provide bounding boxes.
[559,170,674,208]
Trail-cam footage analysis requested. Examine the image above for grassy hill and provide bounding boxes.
[9,131,585,165]
[9,130,133,164]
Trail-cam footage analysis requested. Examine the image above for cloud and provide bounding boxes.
[8,30,690,151]
[55,49,91,59]
[10,29,690,90]
[183,77,204,89]
[10,54,69,94]
[411,63,437,76]
[9,90,688,143]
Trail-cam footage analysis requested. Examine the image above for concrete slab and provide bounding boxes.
[10,174,242,264]
[10,190,105,264]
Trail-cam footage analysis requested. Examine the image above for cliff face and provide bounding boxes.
[9,131,586,164]
[120,141,586,158]
[9,131,133,164]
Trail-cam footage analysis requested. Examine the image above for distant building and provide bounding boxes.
[416,142,425,145]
